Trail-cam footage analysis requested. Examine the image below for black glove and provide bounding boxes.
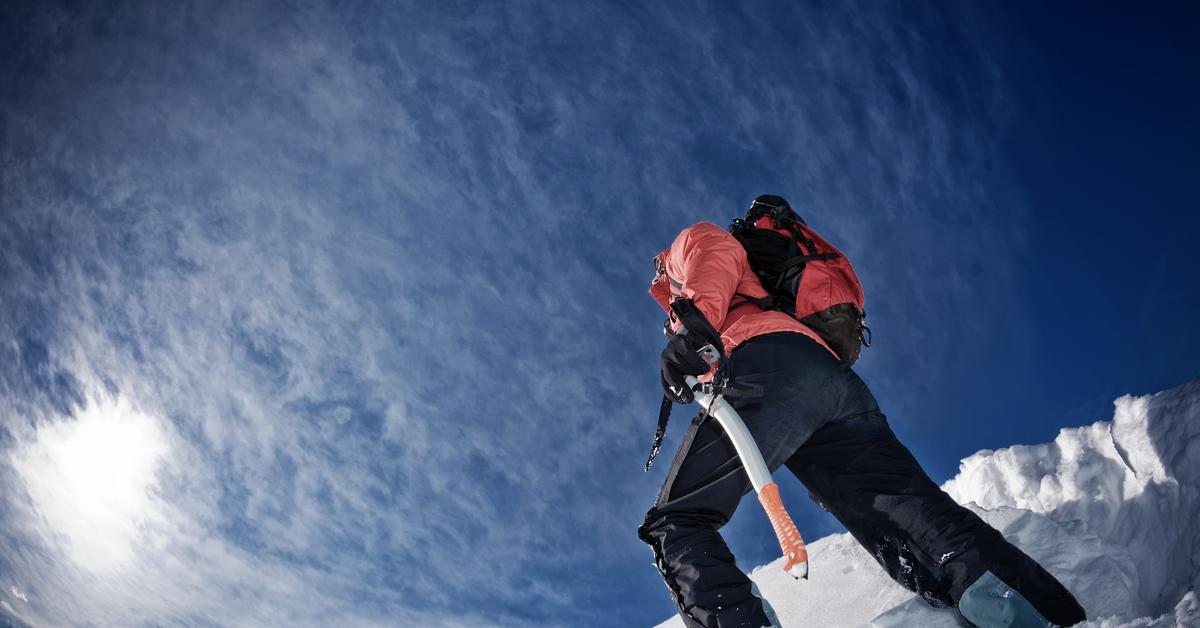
[660,333,712,403]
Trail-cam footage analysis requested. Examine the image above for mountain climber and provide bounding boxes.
[638,195,1087,628]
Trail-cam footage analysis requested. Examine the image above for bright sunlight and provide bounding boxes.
[12,393,168,572]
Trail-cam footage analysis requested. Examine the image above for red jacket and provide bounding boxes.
[649,221,838,361]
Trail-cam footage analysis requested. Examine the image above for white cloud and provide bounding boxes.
[8,586,27,603]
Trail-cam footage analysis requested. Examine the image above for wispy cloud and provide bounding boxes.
[1,1,1022,625]
[8,586,26,604]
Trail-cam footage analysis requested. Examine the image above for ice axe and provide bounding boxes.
[686,346,810,580]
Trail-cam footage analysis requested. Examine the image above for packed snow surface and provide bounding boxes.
[657,379,1200,627]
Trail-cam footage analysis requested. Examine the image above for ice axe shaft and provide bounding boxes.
[686,373,809,579]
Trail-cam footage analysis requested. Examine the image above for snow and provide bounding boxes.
[656,379,1200,627]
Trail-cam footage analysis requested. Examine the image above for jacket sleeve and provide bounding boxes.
[663,222,748,331]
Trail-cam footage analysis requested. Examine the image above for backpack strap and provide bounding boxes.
[735,215,841,291]
[782,220,839,260]
[733,292,776,310]
[774,220,840,294]
[778,251,840,280]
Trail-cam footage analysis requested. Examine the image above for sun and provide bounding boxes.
[13,392,169,572]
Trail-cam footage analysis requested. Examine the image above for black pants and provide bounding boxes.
[638,333,1085,628]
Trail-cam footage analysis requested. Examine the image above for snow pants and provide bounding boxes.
[638,333,1086,628]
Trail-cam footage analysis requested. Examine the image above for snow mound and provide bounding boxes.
[657,379,1200,627]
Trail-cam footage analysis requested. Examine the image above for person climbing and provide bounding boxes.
[638,195,1087,628]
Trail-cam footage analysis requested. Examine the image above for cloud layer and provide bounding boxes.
[1,1,1025,625]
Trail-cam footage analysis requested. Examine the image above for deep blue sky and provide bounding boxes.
[0,1,1196,626]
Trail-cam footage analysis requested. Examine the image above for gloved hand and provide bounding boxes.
[660,333,713,404]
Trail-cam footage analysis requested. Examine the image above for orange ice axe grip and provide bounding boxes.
[686,374,810,579]
[759,482,810,577]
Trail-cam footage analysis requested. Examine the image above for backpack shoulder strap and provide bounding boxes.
[733,292,776,310]
[782,220,839,260]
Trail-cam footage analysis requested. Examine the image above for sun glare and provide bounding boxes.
[13,393,169,572]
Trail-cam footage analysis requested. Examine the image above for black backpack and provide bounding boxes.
[729,195,871,366]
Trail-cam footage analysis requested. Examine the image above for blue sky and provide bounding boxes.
[0,1,1196,626]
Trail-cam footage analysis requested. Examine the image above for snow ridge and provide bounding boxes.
[658,379,1200,627]
[944,381,1200,621]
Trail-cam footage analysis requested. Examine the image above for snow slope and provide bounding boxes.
[657,379,1200,627]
